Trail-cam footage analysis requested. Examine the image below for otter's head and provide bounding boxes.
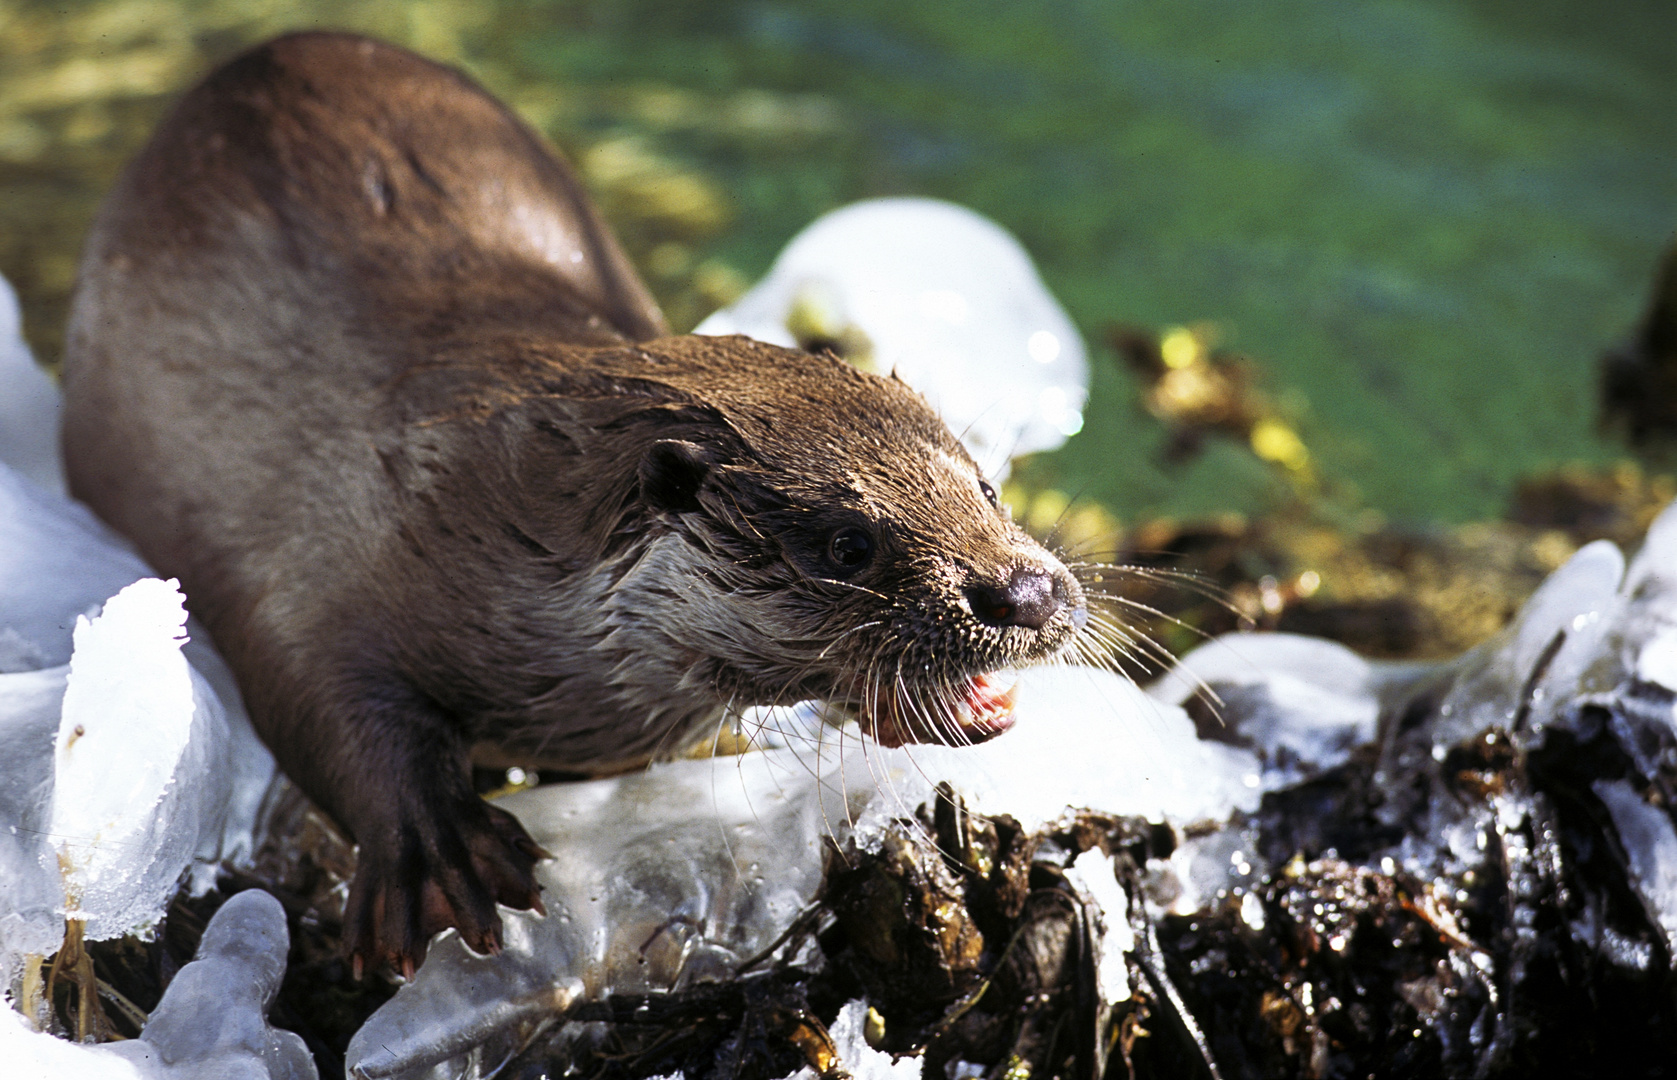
[620,335,1088,747]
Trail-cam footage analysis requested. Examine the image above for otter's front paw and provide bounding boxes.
[344,796,550,978]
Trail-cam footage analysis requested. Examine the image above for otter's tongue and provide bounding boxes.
[866,671,1018,749]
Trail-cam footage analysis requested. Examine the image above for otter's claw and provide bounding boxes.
[344,795,550,978]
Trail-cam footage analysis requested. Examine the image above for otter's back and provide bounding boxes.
[62,32,667,624]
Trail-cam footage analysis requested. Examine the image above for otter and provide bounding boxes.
[61,32,1088,975]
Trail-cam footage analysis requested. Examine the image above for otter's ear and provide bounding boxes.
[640,439,713,513]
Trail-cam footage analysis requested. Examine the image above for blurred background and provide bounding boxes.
[3,0,1674,656]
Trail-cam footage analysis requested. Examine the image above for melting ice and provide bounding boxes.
[696,198,1090,480]
[1,889,316,1079]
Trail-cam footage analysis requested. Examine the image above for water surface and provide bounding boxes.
[2,0,1671,522]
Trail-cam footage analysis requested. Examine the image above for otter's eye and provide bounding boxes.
[979,479,1000,510]
[825,527,874,572]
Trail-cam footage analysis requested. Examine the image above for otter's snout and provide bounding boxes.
[965,566,1073,630]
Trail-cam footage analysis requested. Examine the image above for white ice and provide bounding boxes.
[0,557,275,982]
[1149,632,1385,785]
[0,277,276,1039]
[1553,504,1677,950]
[1598,495,1677,707]
[1428,538,1627,750]
[1063,849,1136,1004]
[51,579,236,941]
[0,889,317,1080]
[890,666,1262,829]
[7,475,277,891]
[1593,779,1677,951]
[0,662,66,988]
[696,198,1089,480]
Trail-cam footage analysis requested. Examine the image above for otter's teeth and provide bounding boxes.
[956,671,1018,740]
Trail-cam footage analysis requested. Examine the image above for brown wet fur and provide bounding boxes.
[61,32,1085,974]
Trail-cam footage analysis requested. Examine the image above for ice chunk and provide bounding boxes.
[1063,849,1135,1004]
[347,744,877,1078]
[1604,497,1677,699]
[0,464,153,669]
[51,579,233,941]
[696,198,1089,479]
[1151,631,1377,703]
[0,274,64,495]
[1592,780,1677,952]
[1392,504,1677,769]
[1636,628,1677,692]
[1429,539,1626,749]
[1149,633,1382,783]
[3,578,247,984]
[0,889,316,1080]
[1159,822,1265,917]
[0,665,69,970]
[108,889,314,1079]
[898,666,1263,828]
[0,1005,146,1079]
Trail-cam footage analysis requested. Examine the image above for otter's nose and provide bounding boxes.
[966,567,1066,630]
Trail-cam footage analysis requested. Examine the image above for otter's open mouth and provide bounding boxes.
[857,670,1019,749]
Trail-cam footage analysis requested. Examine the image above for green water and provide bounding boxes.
[3,0,1673,523]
